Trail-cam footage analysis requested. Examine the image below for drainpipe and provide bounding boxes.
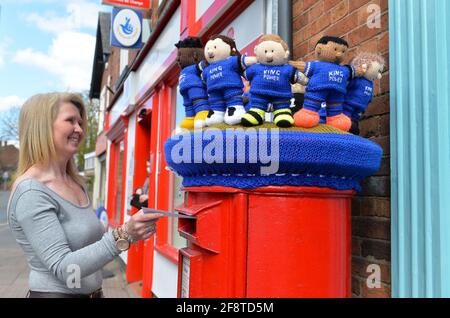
[275,0,293,55]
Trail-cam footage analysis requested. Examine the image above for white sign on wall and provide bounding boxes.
[220,0,267,51]
[111,7,143,48]
[136,7,181,95]
[180,256,190,298]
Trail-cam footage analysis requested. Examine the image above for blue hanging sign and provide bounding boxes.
[111,7,143,49]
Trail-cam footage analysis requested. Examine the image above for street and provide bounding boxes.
[0,191,9,224]
[0,191,29,297]
[0,191,137,298]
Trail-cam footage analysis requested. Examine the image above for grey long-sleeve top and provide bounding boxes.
[7,179,121,295]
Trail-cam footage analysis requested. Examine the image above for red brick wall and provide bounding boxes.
[292,0,390,298]
[100,46,121,109]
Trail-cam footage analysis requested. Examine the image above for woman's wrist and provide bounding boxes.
[120,223,135,244]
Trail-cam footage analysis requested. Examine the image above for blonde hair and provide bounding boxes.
[259,34,289,52]
[351,52,386,70]
[17,92,87,187]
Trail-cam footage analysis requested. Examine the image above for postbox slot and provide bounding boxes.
[176,200,223,253]
[178,218,197,242]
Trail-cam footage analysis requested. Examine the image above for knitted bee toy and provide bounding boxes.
[201,35,257,126]
[291,36,366,131]
[175,37,210,129]
[241,34,309,127]
[343,52,386,135]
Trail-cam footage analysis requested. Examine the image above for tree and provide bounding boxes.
[0,106,20,142]
[76,93,100,196]
[76,93,100,171]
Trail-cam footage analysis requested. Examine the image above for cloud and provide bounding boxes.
[0,96,25,112]
[24,1,103,33]
[10,1,106,92]
[13,31,96,91]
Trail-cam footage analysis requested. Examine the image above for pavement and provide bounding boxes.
[0,190,139,298]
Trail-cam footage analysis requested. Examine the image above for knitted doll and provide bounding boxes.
[291,83,327,123]
[291,83,305,115]
[343,52,385,135]
[201,35,257,126]
[290,36,367,131]
[175,37,210,129]
[241,34,309,127]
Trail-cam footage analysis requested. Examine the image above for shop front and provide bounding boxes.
[104,0,282,297]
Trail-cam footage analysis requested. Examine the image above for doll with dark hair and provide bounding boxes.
[175,37,210,129]
[201,35,257,126]
[290,36,367,131]
[291,83,328,124]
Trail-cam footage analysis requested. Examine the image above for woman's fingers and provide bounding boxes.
[133,222,157,238]
[141,224,157,240]
[142,232,153,241]
[125,212,160,241]
[135,220,157,231]
[135,210,163,222]
[142,222,157,234]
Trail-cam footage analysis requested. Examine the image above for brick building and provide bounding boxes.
[292,0,390,298]
[0,141,19,172]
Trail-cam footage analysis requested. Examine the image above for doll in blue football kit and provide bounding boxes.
[175,37,210,129]
[241,34,309,128]
[343,52,386,135]
[291,84,329,124]
[291,36,367,131]
[200,35,257,126]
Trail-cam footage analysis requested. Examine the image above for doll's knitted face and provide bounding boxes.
[315,41,348,64]
[364,61,384,81]
[254,40,290,66]
[205,38,232,64]
[177,47,204,69]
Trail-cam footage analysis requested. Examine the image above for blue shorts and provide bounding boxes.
[343,102,366,121]
[208,88,244,111]
[248,93,291,111]
[182,87,209,116]
[304,90,345,116]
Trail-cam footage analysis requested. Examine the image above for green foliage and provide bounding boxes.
[76,93,100,172]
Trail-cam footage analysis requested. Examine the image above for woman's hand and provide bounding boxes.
[139,194,148,203]
[123,210,162,242]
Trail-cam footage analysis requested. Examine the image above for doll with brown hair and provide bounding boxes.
[343,52,385,135]
[290,36,367,131]
[175,37,210,129]
[201,35,257,126]
[241,34,309,127]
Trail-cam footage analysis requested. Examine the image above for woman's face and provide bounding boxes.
[53,102,84,158]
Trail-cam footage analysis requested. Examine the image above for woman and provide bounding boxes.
[7,93,160,298]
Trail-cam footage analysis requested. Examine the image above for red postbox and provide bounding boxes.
[176,186,353,298]
[164,124,382,298]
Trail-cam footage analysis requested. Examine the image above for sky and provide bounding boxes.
[0,0,112,114]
